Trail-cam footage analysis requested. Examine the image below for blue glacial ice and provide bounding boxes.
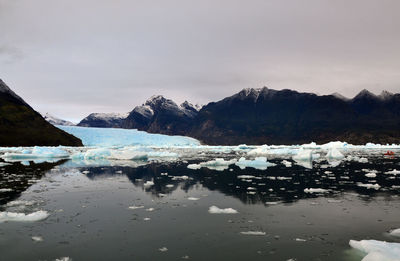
[57,125,200,147]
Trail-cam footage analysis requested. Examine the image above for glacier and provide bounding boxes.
[57,125,200,147]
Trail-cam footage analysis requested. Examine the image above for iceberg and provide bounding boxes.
[240,231,266,236]
[389,228,400,237]
[326,148,344,159]
[208,206,238,214]
[0,210,49,223]
[304,188,329,193]
[2,146,69,162]
[357,183,381,190]
[293,149,314,161]
[58,125,199,147]
[189,158,237,171]
[385,169,400,175]
[235,157,276,170]
[349,239,400,261]
[247,145,270,156]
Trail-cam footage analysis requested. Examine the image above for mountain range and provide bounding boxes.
[0,80,82,146]
[78,87,400,145]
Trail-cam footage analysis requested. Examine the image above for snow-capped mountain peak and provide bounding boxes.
[41,112,75,126]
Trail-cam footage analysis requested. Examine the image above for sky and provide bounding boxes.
[1,0,400,122]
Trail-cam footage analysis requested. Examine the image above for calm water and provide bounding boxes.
[0,150,400,261]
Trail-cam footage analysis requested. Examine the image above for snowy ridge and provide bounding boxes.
[132,105,154,119]
[85,112,128,120]
[41,112,75,126]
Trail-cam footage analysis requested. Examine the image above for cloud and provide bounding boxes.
[1,0,400,121]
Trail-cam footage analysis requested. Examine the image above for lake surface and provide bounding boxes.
[0,148,400,260]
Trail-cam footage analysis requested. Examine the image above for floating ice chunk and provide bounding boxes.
[143,217,151,221]
[304,188,329,193]
[281,160,292,167]
[171,175,189,180]
[187,163,201,170]
[349,239,400,261]
[148,151,178,158]
[247,145,270,156]
[128,206,144,210]
[301,142,318,149]
[188,197,200,201]
[78,148,111,160]
[208,206,238,214]
[146,208,155,212]
[295,238,307,242]
[385,169,400,175]
[235,157,275,170]
[326,148,344,159]
[365,173,377,178]
[389,228,400,237]
[321,141,349,149]
[0,188,12,192]
[240,231,266,236]
[144,180,154,187]
[237,175,256,179]
[293,149,313,161]
[357,183,381,190]
[159,247,168,252]
[192,158,237,171]
[6,200,35,207]
[32,236,43,242]
[2,146,69,162]
[108,149,148,160]
[0,210,49,222]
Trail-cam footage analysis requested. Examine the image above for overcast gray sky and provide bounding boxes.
[1,0,400,122]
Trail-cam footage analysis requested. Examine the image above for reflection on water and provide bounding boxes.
[79,156,400,205]
[0,151,400,261]
[0,160,66,206]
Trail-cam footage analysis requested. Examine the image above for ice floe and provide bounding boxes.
[235,157,276,170]
[385,169,400,175]
[349,239,400,261]
[357,183,381,190]
[208,206,238,214]
[32,236,43,242]
[281,160,292,167]
[326,148,344,159]
[187,158,237,171]
[240,231,266,236]
[304,188,329,193]
[389,228,400,237]
[0,210,49,222]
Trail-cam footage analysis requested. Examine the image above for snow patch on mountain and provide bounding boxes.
[41,112,75,126]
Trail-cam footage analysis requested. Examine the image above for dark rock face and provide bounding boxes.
[122,96,200,135]
[0,79,82,147]
[78,113,128,128]
[188,87,400,145]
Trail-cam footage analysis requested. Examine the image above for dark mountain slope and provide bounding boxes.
[188,87,400,145]
[122,95,200,135]
[0,79,82,146]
